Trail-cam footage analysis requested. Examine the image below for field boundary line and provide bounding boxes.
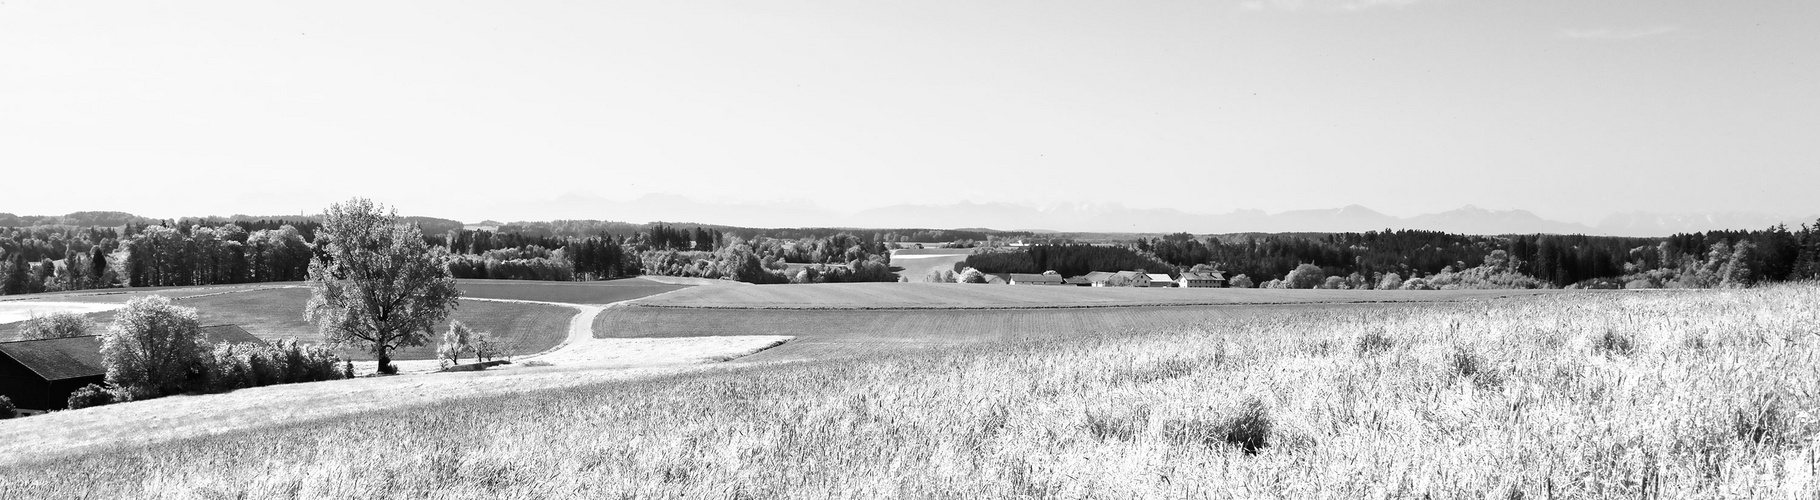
[622,294,1571,312]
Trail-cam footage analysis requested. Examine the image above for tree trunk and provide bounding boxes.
[377,349,395,375]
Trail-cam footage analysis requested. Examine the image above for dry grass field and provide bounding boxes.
[632,282,1564,310]
[5,285,1814,498]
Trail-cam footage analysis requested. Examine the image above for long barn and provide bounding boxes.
[0,336,106,412]
[0,325,264,413]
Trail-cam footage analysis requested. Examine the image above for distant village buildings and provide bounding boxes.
[1001,269,1233,288]
[1177,272,1226,288]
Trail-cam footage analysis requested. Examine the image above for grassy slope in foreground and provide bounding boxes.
[631,282,1561,309]
[6,287,1815,497]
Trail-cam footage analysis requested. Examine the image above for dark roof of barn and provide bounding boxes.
[0,335,105,381]
[201,324,266,345]
[1181,272,1226,281]
[1008,273,1065,283]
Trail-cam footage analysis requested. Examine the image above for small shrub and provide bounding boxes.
[1161,395,1274,454]
[1593,328,1635,357]
[0,395,15,419]
[1447,345,1501,388]
[67,383,115,410]
[1356,329,1395,357]
[471,330,502,362]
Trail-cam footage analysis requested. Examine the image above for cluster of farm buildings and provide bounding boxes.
[0,325,263,414]
[993,271,1228,288]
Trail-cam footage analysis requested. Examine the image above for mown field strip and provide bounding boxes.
[453,278,688,304]
[631,282,1570,310]
[594,302,1381,362]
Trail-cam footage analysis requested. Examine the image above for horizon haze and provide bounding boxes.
[2,0,1816,233]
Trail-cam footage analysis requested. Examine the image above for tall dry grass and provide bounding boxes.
[2,286,1817,498]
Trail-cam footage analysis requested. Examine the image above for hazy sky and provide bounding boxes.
[2,0,1815,226]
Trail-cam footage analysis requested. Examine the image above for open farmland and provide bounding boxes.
[887,248,972,281]
[604,283,1575,361]
[6,286,1815,497]
[0,279,690,358]
[631,281,1565,309]
[453,278,687,304]
[596,304,1362,361]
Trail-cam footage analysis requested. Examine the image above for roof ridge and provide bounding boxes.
[0,334,102,345]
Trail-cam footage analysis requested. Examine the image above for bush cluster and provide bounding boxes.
[66,384,114,410]
[206,338,345,392]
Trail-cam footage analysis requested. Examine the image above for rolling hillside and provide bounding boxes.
[0,279,691,360]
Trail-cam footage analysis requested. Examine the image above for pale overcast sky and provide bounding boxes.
[2,0,1815,226]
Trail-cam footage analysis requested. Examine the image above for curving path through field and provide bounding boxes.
[0,284,791,463]
[360,285,751,374]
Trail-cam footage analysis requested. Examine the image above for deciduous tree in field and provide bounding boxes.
[19,311,96,340]
[1227,274,1253,288]
[1284,263,1326,289]
[305,198,462,375]
[439,321,474,366]
[1377,272,1403,290]
[101,295,207,400]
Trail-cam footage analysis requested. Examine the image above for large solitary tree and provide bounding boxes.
[304,198,461,374]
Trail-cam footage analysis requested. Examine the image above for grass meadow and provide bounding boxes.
[0,279,691,358]
[633,282,1561,309]
[3,285,1815,498]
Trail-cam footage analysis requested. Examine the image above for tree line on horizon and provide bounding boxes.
[10,214,1820,293]
[956,223,1820,289]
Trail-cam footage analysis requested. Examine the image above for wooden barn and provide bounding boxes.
[0,336,105,412]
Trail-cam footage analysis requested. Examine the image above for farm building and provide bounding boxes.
[0,335,105,412]
[1063,276,1094,286]
[0,325,265,413]
[1146,273,1176,287]
[1008,273,1066,285]
[1177,272,1226,288]
[1079,271,1116,287]
[1113,271,1150,287]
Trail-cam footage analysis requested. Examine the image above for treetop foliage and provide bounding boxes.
[304,198,462,374]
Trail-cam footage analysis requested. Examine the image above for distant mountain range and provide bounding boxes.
[846,202,1816,237]
[5,201,1813,237]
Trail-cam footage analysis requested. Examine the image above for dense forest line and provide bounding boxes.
[963,223,1820,289]
[6,212,1819,293]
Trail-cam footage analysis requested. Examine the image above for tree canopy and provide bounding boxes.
[304,198,461,374]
